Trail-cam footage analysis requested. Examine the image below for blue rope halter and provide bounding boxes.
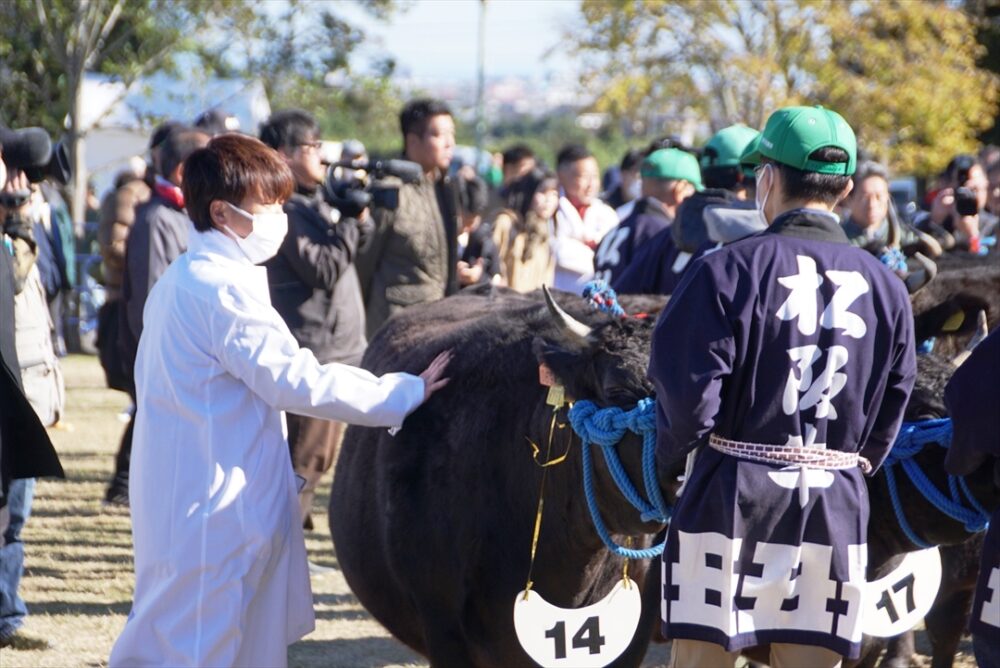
[568,398,670,559]
[882,418,991,549]
[582,280,626,318]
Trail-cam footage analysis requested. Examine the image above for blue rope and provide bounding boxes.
[582,280,626,318]
[882,418,991,548]
[569,398,670,559]
[879,247,908,273]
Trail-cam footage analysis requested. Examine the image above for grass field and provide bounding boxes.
[2,355,974,667]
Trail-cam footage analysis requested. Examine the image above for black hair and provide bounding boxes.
[459,175,489,217]
[852,161,889,190]
[400,98,452,140]
[194,109,239,137]
[506,168,556,219]
[620,149,644,172]
[149,121,186,150]
[702,166,743,191]
[160,130,210,181]
[259,109,319,151]
[646,135,694,155]
[765,146,852,206]
[556,144,592,170]
[502,144,535,167]
[946,154,979,186]
[183,135,294,232]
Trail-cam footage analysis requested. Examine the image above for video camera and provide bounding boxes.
[322,157,423,218]
[0,126,72,208]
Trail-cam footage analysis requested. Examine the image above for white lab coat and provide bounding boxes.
[109,228,425,668]
[550,195,618,293]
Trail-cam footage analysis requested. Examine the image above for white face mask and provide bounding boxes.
[755,164,773,225]
[626,177,642,201]
[222,201,288,264]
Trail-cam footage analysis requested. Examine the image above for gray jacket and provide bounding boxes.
[121,193,191,365]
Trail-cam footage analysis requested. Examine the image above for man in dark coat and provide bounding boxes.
[613,125,761,296]
[356,98,460,338]
[0,152,64,647]
[107,127,208,505]
[593,148,701,285]
[649,107,916,666]
[260,109,368,529]
[943,329,1000,668]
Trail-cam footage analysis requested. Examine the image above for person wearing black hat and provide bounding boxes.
[0,137,65,648]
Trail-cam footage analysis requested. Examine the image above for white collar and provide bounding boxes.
[186,227,253,266]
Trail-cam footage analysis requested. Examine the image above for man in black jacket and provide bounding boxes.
[0,146,64,647]
[260,110,368,530]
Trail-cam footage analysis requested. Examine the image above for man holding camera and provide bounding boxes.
[0,128,65,648]
[356,98,459,338]
[259,110,369,532]
[917,154,997,254]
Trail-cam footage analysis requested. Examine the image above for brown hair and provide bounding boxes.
[183,134,295,232]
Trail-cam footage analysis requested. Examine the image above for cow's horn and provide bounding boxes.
[952,310,988,367]
[904,252,937,294]
[542,285,593,341]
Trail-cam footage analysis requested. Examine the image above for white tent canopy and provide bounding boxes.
[80,72,271,197]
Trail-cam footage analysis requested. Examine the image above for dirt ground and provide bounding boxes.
[1,355,976,667]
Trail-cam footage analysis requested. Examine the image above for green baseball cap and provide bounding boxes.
[739,105,857,176]
[701,125,760,171]
[641,148,703,190]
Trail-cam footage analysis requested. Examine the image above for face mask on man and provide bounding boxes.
[755,164,773,225]
[222,201,288,264]
[626,177,642,201]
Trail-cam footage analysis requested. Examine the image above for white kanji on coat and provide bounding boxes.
[777,256,870,339]
[783,345,849,419]
[777,256,823,335]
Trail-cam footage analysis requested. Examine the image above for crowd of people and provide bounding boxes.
[1,94,998,667]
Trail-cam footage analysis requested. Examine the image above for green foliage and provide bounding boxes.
[485,114,634,173]
[570,0,1000,176]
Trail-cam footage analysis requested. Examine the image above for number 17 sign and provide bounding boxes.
[513,578,642,667]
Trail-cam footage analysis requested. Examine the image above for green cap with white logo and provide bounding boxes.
[641,148,703,190]
[701,125,760,171]
[739,106,856,176]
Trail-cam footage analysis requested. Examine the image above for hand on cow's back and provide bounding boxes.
[418,349,453,401]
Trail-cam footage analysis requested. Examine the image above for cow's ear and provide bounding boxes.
[914,294,993,342]
[532,336,593,398]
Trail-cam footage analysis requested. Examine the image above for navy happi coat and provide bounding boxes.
[944,329,1000,645]
[593,197,672,285]
[649,209,917,657]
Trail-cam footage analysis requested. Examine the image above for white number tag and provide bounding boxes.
[513,578,641,668]
[864,547,942,637]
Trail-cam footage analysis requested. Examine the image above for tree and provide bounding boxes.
[570,0,999,176]
[816,1,998,175]
[0,0,399,223]
[0,0,256,222]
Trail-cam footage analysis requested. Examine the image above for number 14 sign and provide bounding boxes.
[513,578,642,667]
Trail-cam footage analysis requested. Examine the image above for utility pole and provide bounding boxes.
[474,0,487,167]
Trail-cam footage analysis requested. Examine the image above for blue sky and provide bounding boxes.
[338,0,579,80]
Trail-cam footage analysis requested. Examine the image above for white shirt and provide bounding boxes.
[550,195,619,293]
[110,228,425,668]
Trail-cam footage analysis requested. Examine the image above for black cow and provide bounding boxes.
[330,286,677,667]
[330,286,996,667]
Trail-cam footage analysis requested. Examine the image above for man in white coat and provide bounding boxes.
[551,145,619,293]
[109,134,451,668]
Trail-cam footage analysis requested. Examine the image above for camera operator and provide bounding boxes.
[259,109,369,534]
[356,98,459,338]
[0,131,64,648]
[917,154,997,253]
